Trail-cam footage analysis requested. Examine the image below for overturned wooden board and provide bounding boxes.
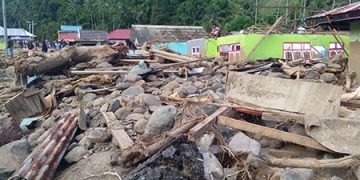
[188,107,231,142]
[217,116,332,152]
[226,72,342,117]
[102,112,133,150]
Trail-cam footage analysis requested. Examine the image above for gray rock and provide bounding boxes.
[202,152,224,180]
[143,106,177,139]
[331,176,343,180]
[196,133,215,152]
[96,62,113,68]
[79,137,93,149]
[129,64,152,75]
[115,107,132,120]
[194,81,205,89]
[141,94,162,106]
[228,132,261,156]
[174,86,198,97]
[134,118,149,134]
[280,168,314,180]
[124,73,142,83]
[86,128,112,143]
[126,113,145,122]
[64,146,88,163]
[0,139,30,172]
[93,97,105,106]
[121,86,144,97]
[146,75,158,81]
[82,93,97,103]
[42,117,56,130]
[108,99,121,112]
[320,73,337,83]
[115,82,131,90]
[28,128,46,145]
[0,168,15,180]
[304,70,320,80]
[163,80,180,91]
[246,153,267,169]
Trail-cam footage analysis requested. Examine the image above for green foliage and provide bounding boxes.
[1,0,356,40]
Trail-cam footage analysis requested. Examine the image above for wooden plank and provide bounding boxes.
[188,107,231,142]
[102,112,133,150]
[244,16,284,61]
[226,72,342,117]
[217,116,332,152]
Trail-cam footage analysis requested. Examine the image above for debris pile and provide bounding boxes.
[0,45,359,180]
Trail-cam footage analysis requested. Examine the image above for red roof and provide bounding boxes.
[58,32,78,41]
[108,29,131,40]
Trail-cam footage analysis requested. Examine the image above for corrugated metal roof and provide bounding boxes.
[78,30,108,41]
[10,113,78,180]
[0,26,35,37]
[61,25,82,32]
[58,32,78,41]
[131,25,207,46]
[310,2,360,18]
[108,29,131,40]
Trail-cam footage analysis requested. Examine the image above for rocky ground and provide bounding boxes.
[0,49,358,180]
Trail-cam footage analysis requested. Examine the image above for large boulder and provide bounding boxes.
[143,106,177,139]
[228,132,261,156]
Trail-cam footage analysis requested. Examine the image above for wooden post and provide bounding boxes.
[102,112,133,150]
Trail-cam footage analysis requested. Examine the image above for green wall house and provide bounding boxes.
[199,34,349,61]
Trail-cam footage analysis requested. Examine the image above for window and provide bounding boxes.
[329,42,344,58]
[219,43,241,56]
[283,42,312,60]
[191,47,200,56]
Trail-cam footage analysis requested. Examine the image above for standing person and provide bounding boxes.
[19,40,24,49]
[27,41,35,56]
[7,38,14,58]
[42,40,48,53]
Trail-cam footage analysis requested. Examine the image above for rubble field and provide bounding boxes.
[0,46,360,180]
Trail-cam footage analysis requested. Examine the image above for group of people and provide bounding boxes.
[6,39,69,58]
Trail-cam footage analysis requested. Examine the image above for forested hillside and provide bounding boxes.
[3,0,358,39]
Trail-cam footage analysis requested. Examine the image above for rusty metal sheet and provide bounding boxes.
[225,72,342,117]
[310,2,360,18]
[10,113,78,180]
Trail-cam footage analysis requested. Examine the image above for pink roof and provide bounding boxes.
[58,32,78,41]
[108,29,131,40]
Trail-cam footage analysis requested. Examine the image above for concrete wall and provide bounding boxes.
[188,38,206,57]
[204,34,349,60]
[350,22,360,85]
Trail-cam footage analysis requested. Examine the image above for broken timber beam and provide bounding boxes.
[265,155,360,168]
[188,107,231,142]
[102,112,133,150]
[217,116,332,152]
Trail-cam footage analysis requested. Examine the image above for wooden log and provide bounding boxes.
[217,116,332,152]
[102,112,133,150]
[119,59,158,63]
[154,54,187,63]
[188,107,231,142]
[265,155,360,168]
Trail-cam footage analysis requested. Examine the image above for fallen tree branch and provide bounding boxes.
[265,155,360,168]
